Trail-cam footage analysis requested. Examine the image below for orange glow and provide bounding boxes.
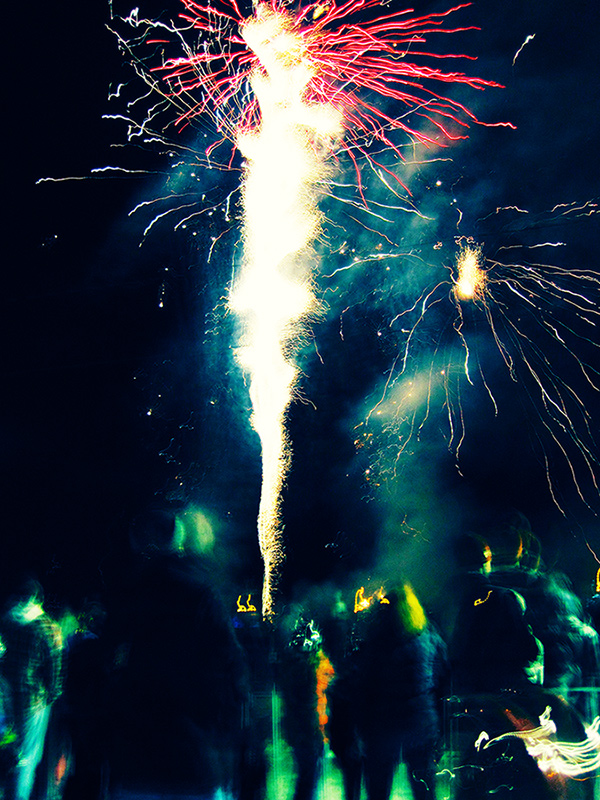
[516,534,524,563]
[316,650,335,742]
[483,543,492,574]
[55,754,68,785]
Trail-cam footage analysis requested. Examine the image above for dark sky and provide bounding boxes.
[4,0,599,615]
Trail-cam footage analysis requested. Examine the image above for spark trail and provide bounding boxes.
[110,0,506,616]
[354,215,600,514]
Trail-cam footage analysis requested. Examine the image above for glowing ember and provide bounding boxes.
[354,585,388,612]
[454,244,486,300]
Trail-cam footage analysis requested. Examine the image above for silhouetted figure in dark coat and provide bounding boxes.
[276,612,333,800]
[0,654,18,797]
[233,604,272,800]
[328,585,449,800]
[450,574,596,799]
[478,511,600,720]
[451,584,543,694]
[105,510,249,799]
[60,600,109,800]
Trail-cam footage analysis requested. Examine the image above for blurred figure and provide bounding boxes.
[328,584,449,800]
[450,584,543,694]
[0,578,63,800]
[530,576,600,722]
[60,599,109,800]
[232,598,272,800]
[104,509,249,799]
[482,512,600,721]
[275,610,334,800]
[587,572,600,635]
[0,634,18,797]
[449,552,596,800]
[318,590,352,671]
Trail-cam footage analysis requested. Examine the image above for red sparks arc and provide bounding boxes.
[149,0,514,159]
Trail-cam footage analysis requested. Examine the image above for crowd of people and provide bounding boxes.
[0,510,598,800]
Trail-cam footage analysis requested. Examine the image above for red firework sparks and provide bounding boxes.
[141,0,512,159]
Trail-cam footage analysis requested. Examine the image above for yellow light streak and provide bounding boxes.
[353,585,388,613]
[236,594,257,612]
[474,590,493,606]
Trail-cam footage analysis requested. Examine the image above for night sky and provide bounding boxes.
[5,0,599,619]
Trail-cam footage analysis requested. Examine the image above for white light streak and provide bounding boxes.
[512,33,536,66]
[228,8,342,617]
[478,706,600,778]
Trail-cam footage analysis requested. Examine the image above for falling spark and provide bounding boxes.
[512,33,536,67]
[109,0,507,616]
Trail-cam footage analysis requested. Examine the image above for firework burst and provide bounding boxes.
[353,205,600,514]
[109,0,511,173]
[108,0,508,615]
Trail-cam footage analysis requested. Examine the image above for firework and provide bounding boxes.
[109,0,509,162]
[453,244,485,300]
[353,207,600,513]
[109,0,506,615]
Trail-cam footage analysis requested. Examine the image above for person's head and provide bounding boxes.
[78,599,107,635]
[454,532,492,574]
[129,508,177,557]
[2,574,43,613]
[488,510,539,571]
